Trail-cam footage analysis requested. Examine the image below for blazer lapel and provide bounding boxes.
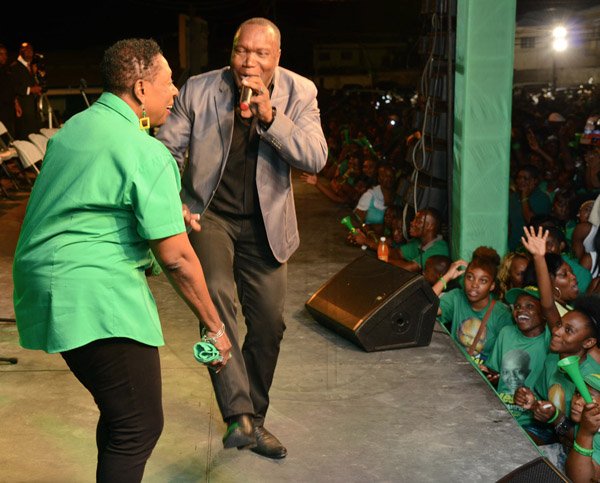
[215,71,235,163]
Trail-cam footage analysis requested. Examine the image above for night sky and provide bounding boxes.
[2,0,597,89]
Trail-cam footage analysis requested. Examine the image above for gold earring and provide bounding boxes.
[553,286,562,300]
[139,107,150,130]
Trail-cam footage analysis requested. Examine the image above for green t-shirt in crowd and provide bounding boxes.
[508,188,551,251]
[438,289,513,364]
[534,352,600,416]
[400,236,449,269]
[487,324,551,426]
[13,92,185,353]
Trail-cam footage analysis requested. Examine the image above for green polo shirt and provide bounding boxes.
[13,92,185,353]
[400,236,449,269]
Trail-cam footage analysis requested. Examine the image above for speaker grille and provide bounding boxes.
[496,457,569,483]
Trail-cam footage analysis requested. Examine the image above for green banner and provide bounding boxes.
[453,0,516,260]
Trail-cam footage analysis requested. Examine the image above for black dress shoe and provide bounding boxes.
[250,426,287,459]
[223,414,256,449]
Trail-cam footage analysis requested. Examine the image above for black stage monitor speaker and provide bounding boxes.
[496,457,569,482]
[305,254,439,352]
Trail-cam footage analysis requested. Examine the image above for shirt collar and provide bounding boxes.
[95,92,140,127]
[17,55,28,68]
[420,234,443,251]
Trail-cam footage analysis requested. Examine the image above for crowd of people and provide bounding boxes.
[309,82,600,478]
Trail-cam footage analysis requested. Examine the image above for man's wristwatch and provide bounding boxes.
[260,107,276,130]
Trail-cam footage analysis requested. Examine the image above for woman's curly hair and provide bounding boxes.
[497,252,530,300]
[101,38,163,95]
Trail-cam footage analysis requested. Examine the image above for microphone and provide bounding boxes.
[240,85,252,111]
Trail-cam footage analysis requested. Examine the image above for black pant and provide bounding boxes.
[61,338,163,483]
[190,210,287,425]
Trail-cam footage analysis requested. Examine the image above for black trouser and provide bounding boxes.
[61,338,163,483]
[189,210,287,426]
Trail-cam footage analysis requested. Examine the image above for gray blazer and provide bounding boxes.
[157,66,327,263]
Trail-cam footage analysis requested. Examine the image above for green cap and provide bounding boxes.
[584,373,600,393]
[505,285,541,305]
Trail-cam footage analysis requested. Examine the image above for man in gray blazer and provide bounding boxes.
[157,17,327,459]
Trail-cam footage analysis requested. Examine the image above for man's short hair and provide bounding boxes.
[421,207,442,232]
[235,18,281,48]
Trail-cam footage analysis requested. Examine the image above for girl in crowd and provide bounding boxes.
[497,252,530,302]
[434,246,513,365]
[522,240,580,318]
[567,376,600,482]
[541,225,591,294]
[486,286,552,445]
[564,296,600,483]
[352,164,397,236]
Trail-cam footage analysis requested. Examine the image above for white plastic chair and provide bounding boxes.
[12,140,43,174]
[28,133,49,156]
[40,127,60,139]
[0,158,12,197]
[0,120,14,142]
[0,122,26,189]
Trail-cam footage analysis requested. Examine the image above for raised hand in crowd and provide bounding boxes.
[521,224,548,259]
[521,225,562,329]
[432,259,467,296]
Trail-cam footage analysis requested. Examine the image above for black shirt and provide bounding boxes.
[210,108,260,217]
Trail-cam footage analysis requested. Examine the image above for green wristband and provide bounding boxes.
[547,407,560,424]
[574,441,594,457]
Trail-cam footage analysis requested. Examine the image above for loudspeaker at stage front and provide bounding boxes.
[305,254,439,352]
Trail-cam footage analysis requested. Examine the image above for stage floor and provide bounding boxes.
[0,174,541,482]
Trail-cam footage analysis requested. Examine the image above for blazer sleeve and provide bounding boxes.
[258,77,327,174]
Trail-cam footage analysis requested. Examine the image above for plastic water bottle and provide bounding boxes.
[377,237,389,262]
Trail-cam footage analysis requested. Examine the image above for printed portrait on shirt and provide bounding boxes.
[500,349,531,394]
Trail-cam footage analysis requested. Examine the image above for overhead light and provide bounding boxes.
[552,26,567,39]
[553,38,568,52]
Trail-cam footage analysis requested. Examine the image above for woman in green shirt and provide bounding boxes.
[12,39,231,483]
